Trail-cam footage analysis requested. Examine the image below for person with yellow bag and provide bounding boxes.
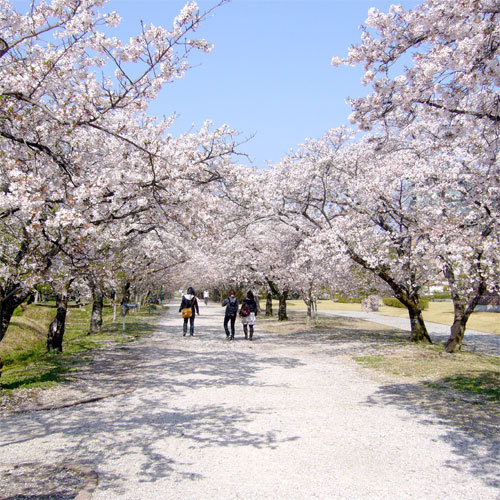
[179,287,199,336]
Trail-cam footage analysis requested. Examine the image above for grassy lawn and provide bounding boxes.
[354,347,499,396]
[277,299,500,335]
[0,302,165,393]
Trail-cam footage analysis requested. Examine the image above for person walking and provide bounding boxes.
[222,290,239,340]
[203,290,209,306]
[179,287,199,336]
[239,290,258,340]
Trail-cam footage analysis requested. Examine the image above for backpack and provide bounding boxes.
[227,298,238,317]
[239,302,251,317]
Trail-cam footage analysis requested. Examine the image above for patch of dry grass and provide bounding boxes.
[260,312,317,335]
[355,345,499,394]
[262,310,408,342]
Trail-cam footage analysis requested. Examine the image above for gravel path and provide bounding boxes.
[0,303,499,499]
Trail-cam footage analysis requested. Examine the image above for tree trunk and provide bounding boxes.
[113,291,117,321]
[121,282,131,305]
[212,288,222,302]
[47,292,69,352]
[266,292,273,317]
[1,298,20,343]
[255,295,262,314]
[278,291,288,321]
[407,303,432,343]
[345,248,431,343]
[445,288,485,353]
[0,282,31,343]
[88,286,104,335]
[445,314,467,353]
[304,289,314,321]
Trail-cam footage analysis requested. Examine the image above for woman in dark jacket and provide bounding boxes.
[179,287,199,336]
[240,290,258,340]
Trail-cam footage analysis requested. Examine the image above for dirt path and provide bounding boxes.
[0,303,498,499]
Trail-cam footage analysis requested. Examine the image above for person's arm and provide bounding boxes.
[222,298,228,307]
[179,297,184,312]
[194,298,200,315]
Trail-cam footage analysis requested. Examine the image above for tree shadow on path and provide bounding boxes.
[0,307,304,493]
[364,377,499,488]
[261,314,500,490]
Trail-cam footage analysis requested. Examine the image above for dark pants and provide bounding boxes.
[183,316,195,335]
[224,315,236,338]
[243,324,254,339]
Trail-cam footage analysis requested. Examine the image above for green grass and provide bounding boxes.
[0,302,165,393]
[354,346,500,404]
[426,373,500,402]
[354,355,385,366]
[0,365,63,391]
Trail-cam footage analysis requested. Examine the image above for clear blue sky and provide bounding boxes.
[108,1,417,166]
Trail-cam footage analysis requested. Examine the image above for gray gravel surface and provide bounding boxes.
[1,303,499,499]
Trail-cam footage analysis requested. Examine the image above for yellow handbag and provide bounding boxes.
[182,297,195,318]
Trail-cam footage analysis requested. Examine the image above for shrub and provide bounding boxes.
[332,293,363,303]
[382,297,405,308]
[419,298,430,309]
[382,297,429,310]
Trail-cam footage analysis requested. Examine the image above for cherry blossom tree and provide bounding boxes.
[44,117,242,343]
[269,118,499,347]
[267,128,443,342]
[287,233,387,321]
[0,0,234,343]
[332,0,499,350]
[331,0,499,139]
[403,122,499,351]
